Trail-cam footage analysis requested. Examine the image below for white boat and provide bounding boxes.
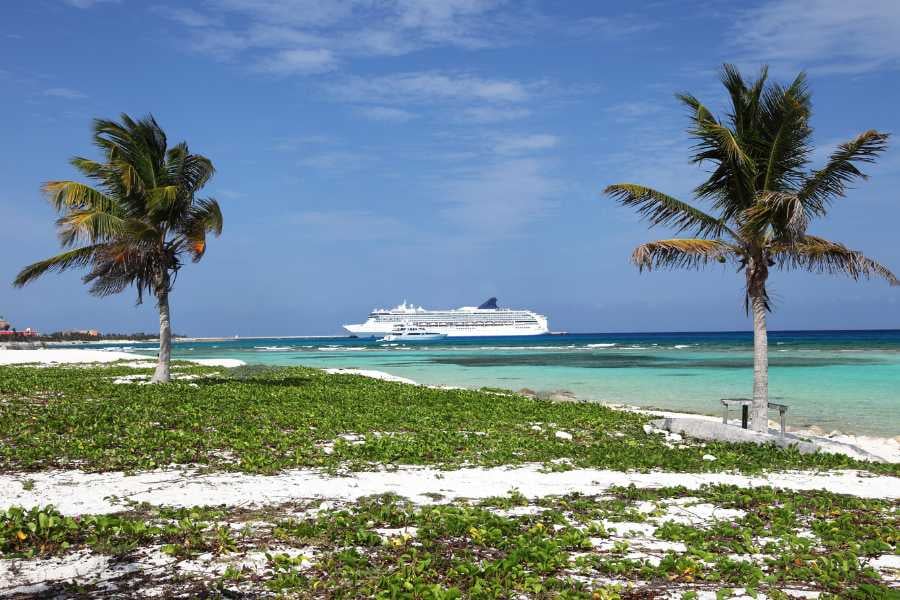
[345,298,549,338]
[379,323,447,342]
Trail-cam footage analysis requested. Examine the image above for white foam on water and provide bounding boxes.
[318,346,370,352]
[475,346,568,351]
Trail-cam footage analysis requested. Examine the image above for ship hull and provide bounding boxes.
[343,323,548,337]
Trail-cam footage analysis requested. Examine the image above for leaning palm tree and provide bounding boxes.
[14,114,223,383]
[605,65,897,432]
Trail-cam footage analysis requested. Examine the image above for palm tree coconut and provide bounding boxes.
[14,114,223,383]
[605,65,898,432]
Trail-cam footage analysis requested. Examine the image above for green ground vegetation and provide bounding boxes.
[1,485,897,598]
[0,364,897,476]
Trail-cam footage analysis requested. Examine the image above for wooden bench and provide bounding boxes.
[721,398,788,438]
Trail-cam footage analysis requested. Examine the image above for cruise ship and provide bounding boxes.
[344,298,549,338]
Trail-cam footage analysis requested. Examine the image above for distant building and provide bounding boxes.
[63,329,101,337]
[0,316,39,337]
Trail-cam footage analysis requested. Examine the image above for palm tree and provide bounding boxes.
[605,65,898,432]
[14,114,223,383]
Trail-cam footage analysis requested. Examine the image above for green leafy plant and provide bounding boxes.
[2,365,895,476]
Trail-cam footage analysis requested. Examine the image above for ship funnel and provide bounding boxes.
[477,297,499,310]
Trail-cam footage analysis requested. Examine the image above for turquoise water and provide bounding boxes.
[108,331,900,437]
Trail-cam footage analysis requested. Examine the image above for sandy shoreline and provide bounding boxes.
[0,348,245,368]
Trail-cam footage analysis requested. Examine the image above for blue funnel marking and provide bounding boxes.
[478,297,499,310]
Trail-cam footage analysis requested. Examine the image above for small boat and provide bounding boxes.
[379,323,447,342]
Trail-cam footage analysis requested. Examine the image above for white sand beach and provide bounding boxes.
[324,367,418,385]
[2,465,898,517]
[0,348,244,368]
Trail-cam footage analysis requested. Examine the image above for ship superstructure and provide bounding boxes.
[343,298,549,337]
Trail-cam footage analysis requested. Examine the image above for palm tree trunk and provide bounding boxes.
[748,267,769,433]
[151,287,172,383]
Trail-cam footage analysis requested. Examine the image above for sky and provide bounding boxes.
[1,0,899,336]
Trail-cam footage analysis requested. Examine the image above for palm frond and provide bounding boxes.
[188,198,223,236]
[741,192,808,243]
[605,184,733,239]
[798,130,889,216]
[632,238,739,272]
[684,96,756,173]
[55,209,127,246]
[773,235,899,285]
[13,245,105,287]
[112,160,144,197]
[720,64,768,138]
[166,145,215,194]
[83,243,159,302]
[145,185,181,217]
[42,181,115,212]
[176,198,223,261]
[678,89,756,217]
[69,156,106,179]
[760,72,811,191]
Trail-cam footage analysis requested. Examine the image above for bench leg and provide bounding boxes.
[741,405,748,429]
[780,413,786,439]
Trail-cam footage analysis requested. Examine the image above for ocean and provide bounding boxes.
[103,330,900,437]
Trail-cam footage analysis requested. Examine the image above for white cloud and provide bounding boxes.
[567,15,659,39]
[391,0,510,47]
[461,106,531,123]
[215,189,245,200]
[62,0,118,8]
[154,0,527,75]
[180,29,244,59]
[297,151,371,170]
[733,0,900,75]
[604,101,662,122]
[208,0,360,27]
[327,72,531,105]
[438,158,562,236]
[255,48,338,75]
[43,87,87,99]
[151,7,223,28]
[493,134,559,155]
[356,106,418,122]
[272,135,333,152]
[289,209,406,241]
